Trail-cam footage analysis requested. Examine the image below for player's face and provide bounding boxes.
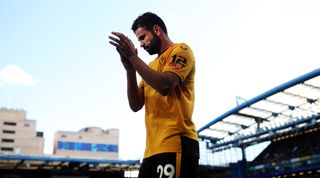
[135,27,161,55]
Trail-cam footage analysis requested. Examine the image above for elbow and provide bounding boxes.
[158,86,171,96]
[156,74,180,96]
[130,103,143,112]
[131,107,141,112]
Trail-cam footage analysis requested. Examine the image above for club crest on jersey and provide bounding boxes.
[169,54,187,69]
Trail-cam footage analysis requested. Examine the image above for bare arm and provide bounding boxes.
[110,37,144,112]
[128,55,180,96]
[126,70,144,112]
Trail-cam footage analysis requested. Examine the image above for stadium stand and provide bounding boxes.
[198,68,320,178]
[247,122,320,177]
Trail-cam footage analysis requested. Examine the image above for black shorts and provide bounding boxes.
[138,137,199,178]
[138,152,199,178]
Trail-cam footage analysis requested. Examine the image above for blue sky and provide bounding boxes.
[1,0,320,160]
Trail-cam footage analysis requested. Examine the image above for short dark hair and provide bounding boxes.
[131,12,168,35]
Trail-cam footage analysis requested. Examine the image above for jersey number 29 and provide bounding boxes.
[157,164,175,178]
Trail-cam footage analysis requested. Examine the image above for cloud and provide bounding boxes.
[0,64,41,87]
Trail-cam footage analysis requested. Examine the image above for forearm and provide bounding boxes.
[129,56,173,96]
[126,70,144,112]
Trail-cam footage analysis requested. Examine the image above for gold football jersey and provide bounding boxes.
[139,43,198,158]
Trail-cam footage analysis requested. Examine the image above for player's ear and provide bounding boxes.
[153,25,162,36]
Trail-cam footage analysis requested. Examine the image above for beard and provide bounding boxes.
[146,32,161,55]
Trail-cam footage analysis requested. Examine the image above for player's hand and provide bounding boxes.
[109,32,137,60]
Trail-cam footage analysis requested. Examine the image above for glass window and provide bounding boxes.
[1,147,14,151]
[2,130,15,134]
[57,141,119,153]
[3,122,16,126]
[1,139,14,143]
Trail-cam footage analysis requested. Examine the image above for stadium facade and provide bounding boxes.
[0,108,138,178]
[54,127,119,159]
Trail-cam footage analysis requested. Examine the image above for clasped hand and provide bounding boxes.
[109,32,137,60]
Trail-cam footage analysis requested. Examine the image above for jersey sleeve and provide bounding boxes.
[163,44,195,82]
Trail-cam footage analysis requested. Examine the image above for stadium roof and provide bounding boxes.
[198,68,320,151]
[0,154,140,172]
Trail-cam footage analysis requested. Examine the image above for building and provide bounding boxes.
[54,127,119,159]
[0,108,44,155]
